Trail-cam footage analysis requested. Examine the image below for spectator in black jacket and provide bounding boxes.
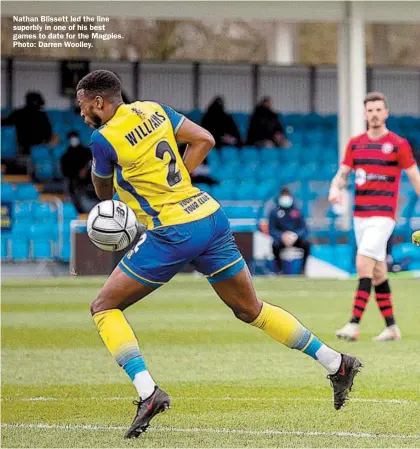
[269,187,311,274]
[247,96,288,148]
[61,131,98,213]
[201,96,242,149]
[2,91,56,175]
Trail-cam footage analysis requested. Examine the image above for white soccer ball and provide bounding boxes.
[87,200,140,252]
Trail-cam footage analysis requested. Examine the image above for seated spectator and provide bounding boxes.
[201,96,242,149]
[60,131,98,213]
[247,96,288,148]
[269,187,310,274]
[2,91,57,175]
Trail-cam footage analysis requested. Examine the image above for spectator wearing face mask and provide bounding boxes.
[201,96,243,149]
[2,91,58,175]
[269,187,311,274]
[60,131,98,213]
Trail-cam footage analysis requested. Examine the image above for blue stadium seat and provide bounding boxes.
[193,183,213,195]
[281,148,300,165]
[299,164,319,181]
[260,147,280,164]
[392,243,420,261]
[212,164,238,182]
[310,244,334,265]
[32,201,55,223]
[34,162,54,181]
[1,184,16,202]
[1,127,16,158]
[30,222,58,240]
[206,149,220,166]
[408,260,420,270]
[235,182,259,201]
[31,145,51,162]
[241,164,257,181]
[16,184,40,201]
[1,234,10,259]
[13,202,33,223]
[212,183,236,201]
[255,182,277,201]
[46,109,66,123]
[333,244,353,272]
[186,109,202,124]
[32,240,53,260]
[231,113,249,140]
[220,146,240,162]
[12,221,32,238]
[11,239,30,261]
[79,127,93,146]
[255,164,280,183]
[63,203,78,221]
[241,146,260,163]
[305,113,325,130]
[228,205,259,219]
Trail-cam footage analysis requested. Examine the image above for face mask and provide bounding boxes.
[69,137,80,147]
[278,195,293,208]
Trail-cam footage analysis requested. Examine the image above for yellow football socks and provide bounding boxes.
[93,309,156,398]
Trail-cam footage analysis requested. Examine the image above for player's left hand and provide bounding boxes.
[412,230,420,246]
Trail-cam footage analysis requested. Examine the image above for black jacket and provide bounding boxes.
[247,105,284,146]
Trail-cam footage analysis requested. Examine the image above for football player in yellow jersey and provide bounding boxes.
[77,70,362,439]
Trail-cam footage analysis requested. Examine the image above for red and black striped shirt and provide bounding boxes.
[342,131,416,219]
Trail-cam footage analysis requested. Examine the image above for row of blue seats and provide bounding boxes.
[6,202,78,224]
[207,163,339,185]
[1,237,70,262]
[2,183,39,201]
[186,110,420,130]
[1,126,93,160]
[207,145,338,163]
[312,242,420,272]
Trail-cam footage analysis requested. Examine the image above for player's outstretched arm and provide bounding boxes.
[175,118,215,174]
[405,164,420,198]
[328,164,352,205]
[91,172,114,201]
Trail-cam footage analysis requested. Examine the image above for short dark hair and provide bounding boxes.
[76,70,122,101]
[364,91,388,109]
[67,130,79,139]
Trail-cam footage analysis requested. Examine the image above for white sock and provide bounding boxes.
[132,371,156,399]
[315,346,342,374]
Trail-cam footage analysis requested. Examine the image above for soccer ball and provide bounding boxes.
[87,200,140,252]
[412,230,420,246]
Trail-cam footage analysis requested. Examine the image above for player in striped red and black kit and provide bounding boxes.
[329,92,420,341]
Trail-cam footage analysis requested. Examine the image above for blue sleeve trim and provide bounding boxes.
[158,103,185,132]
[90,130,118,178]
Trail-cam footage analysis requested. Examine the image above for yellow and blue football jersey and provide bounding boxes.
[90,101,219,229]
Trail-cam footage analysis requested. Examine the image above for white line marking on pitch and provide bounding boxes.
[2,396,416,405]
[1,423,420,440]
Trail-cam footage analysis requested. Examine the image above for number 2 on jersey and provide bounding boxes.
[155,141,182,187]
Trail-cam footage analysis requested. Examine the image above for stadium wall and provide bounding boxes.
[3,59,420,116]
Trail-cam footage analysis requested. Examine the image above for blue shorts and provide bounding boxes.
[119,208,245,288]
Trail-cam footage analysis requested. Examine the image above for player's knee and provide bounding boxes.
[231,302,261,323]
[90,294,108,315]
[356,258,373,277]
[373,268,387,286]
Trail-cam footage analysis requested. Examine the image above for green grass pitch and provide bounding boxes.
[2,275,420,448]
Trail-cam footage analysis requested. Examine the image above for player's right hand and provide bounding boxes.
[328,187,342,205]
